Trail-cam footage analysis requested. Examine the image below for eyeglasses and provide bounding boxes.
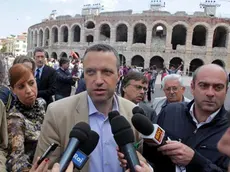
[164,86,182,92]
[130,84,148,92]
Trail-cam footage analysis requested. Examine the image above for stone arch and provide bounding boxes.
[44,27,50,46]
[131,55,144,67]
[212,59,225,68]
[116,23,128,42]
[170,57,184,71]
[171,24,187,50]
[51,26,59,43]
[34,30,38,47]
[99,23,111,41]
[151,21,167,45]
[150,56,164,70]
[119,54,126,66]
[189,58,204,75]
[133,23,147,44]
[192,25,207,46]
[60,25,69,42]
[38,28,44,47]
[71,24,81,42]
[31,31,34,48]
[60,52,68,58]
[45,51,49,59]
[51,52,58,59]
[213,25,229,48]
[86,34,94,43]
[85,20,95,29]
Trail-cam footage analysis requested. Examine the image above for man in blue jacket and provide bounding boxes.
[144,64,229,172]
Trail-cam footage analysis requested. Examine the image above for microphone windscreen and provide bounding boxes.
[111,116,134,146]
[131,114,153,135]
[69,122,91,142]
[79,130,99,155]
[132,106,145,115]
[108,111,120,123]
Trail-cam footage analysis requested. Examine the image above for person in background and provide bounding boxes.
[121,71,156,122]
[34,47,56,105]
[6,64,46,172]
[0,100,8,172]
[152,74,190,115]
[164,61,183,75]
[13,56,36,73]
[150,65,158,93]
[55,57,78,100]
[75,73,86,94]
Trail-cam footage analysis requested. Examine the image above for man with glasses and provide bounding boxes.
[152,74,190,115]
[121,71,156,122]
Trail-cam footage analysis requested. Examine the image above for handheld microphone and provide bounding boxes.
[110,115,140,172]
[72,130,99,170]
[132,106,145,116]
[108,110,120,123]
[132,114,165,145]
[59,122,91,172]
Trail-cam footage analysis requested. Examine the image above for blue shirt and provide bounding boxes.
[35,65,45,79]
[87,95,123,172]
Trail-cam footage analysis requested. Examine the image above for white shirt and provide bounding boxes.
[176,103,220,172]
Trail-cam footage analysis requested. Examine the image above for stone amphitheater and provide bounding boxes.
[27,5,230,73]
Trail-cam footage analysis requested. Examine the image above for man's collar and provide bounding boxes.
[36,64,45,70]
[162,96,186,108]
[87,94,119,116]
[189,103,221,125]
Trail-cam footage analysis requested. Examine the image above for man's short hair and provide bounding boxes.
[192,64,229,87]
[161,74,184,89]
[83,44,120,70]
[33,47,45,57]
[121,71,148,97]
[59,57,70,67]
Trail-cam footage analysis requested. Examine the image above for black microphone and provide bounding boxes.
[132,106,145,116]
[108,110,120,123]
[72,130,99,170]
[59,122,91,172]
[110,115,140,172]
[132,114,166,145]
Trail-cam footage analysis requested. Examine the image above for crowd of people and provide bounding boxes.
[0,44,229,172]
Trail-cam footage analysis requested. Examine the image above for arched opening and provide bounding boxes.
[52,27,58,43]
[86,35,94,43]
[150,56,164,70]
[60,52,68,58]
[44,28,50,46]
[51,52,58,59]
[99,24,111,41]
[85,21,95,29]
[39,30,43,47]
[133,23,147,44]
[116,24,128,42]
[72,25,81,42]
[45,52,49,59]
[171,24,187,50]
[213,26,228,48]
[212,59,225,68]
[152,24,167,45]
[170,57,184,71]
[119,54,126,66]
[34,30,38,47]
[192,25,207,46]
[131,55,144,68]
[61,26,69,42]
[31,31,34,48]
[189,58,204,76]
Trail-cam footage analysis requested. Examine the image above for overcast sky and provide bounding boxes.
[0,0,229,38]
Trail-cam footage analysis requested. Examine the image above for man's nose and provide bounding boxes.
[95,73,104,85]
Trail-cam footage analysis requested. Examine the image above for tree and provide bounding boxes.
[0,44,7,53]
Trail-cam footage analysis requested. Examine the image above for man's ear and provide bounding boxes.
[191,81,195,95]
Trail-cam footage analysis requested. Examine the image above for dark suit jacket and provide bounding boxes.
[36,65,56,105]
[139,102,157,123]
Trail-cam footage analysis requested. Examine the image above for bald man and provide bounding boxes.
[142,64,229,172]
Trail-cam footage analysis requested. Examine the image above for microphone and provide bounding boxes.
[108,110,120,123]
[110,115,140,172]
[132,114,165,145]
[132,106,145,116]
[72,130,99,170]
[59,122,91,172]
